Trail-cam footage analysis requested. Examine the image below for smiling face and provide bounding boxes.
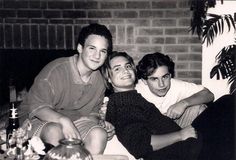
[108,56,136,92]
[78,34,109,72]
[144,65,171,97]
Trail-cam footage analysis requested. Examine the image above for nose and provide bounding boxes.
[94,50,100,59]
[158,79,165,87]
[123,67,130,73]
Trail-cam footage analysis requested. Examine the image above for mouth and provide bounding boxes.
[121,75,132,80]
[90,59,100,63]
[158,88,166,92]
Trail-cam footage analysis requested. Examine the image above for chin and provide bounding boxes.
[155,91,167,97]
[90,65,101,70]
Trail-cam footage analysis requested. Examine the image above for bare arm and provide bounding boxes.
[167,88,214,119]
[180,87,214,107]
[34,107,81,139]
[151,126,197,151]
[34,106,64,123]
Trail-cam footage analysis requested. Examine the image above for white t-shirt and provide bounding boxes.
[135,79,204,114]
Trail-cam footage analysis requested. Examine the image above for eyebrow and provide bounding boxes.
[111,62,130,70]
[86,44,94,47]
[86,44,108,51]
[111,64,121,69]
[149,73,170,79]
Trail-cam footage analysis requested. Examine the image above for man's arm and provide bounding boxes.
[167,88,214,119]
[151,125,197,150]
[35,107,81,139]
[179,87,214,107]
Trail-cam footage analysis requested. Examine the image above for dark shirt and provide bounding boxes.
[105,90,181,159]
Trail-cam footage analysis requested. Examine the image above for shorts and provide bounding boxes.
[174,104,207,128]
[27,116,102,141]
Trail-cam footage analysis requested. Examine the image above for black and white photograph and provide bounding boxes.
[0,0,235,159]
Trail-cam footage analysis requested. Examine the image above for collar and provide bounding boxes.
[70,54,95,85]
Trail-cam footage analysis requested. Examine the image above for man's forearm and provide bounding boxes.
[182,88,214,107]
[151,131,182,150]
[34,106,66,123]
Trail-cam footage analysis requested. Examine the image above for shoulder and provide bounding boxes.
[135,79,149,92]
[171,78,189,85]
[91,70,106,90]
[171,78,202,88]
[45,56,71,68]
[37,56,72,78]
[169,78,204,96]
[31,56,72,86]
[91,68,105,83]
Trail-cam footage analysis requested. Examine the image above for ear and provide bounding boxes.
[108,77,112,83]
[77,44,83,54]
[142,79,148,85]
[106,70,112,84]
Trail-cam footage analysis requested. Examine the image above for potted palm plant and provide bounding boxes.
[190,0,236,95]
[203,13,236,94]
[190,2,235,159]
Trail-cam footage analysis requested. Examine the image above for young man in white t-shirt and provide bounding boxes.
[136,52,214,127]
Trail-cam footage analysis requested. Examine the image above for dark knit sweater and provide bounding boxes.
[105,90,184,159]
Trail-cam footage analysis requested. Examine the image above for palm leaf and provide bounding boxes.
[228,14,236,29]
[229,80,236,94]
[221,17,224,34]
[202,14,235,46]
[225,15,231,31]
[229,70,236,84]
[217,19,221,34]
[210,65,220,79]
[210,45,236,93]
[189,0,208,38]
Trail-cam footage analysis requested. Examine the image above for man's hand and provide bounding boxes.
[104,121,115,141]
[59,116,81,140]
[99,97,109,120]
[166,100,188,119]
[180,125,197,140]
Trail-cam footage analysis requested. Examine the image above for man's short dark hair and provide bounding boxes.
[136,52,175,80]
[77,23,113,54]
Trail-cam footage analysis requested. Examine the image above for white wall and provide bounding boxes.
[202,0,236,100]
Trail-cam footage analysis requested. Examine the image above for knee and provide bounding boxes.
[88,127,107,144]
[40,122,63,145]
[43,122,62,135]
[84,127,107,154]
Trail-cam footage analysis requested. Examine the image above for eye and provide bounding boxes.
[89,46,95,50]
[148,77,158,81]
[162,74,170,79]
[126,64,132,69]
[113,67,120,72]
[101,50,107,55]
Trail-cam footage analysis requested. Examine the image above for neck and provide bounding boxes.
[114,87,135,93]
[76,57,93,83]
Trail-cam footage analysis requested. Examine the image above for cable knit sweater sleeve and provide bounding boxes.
[105,90,154,158]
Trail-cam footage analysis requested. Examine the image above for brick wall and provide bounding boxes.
[0,0,202,83]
